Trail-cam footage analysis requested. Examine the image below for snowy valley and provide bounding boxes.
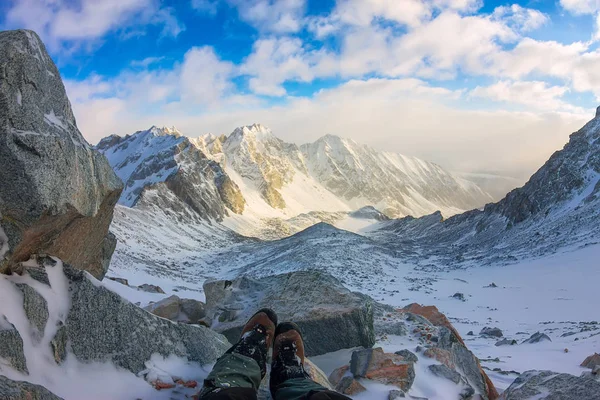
[1,29,599,400]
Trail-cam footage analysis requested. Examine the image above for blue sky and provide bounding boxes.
[2,0,600,177]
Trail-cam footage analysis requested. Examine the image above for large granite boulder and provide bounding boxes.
[500,370,600,399]
[0,258,230,376]
[0,29,123,279]
[204,270,375,356]
[0,376,63,400]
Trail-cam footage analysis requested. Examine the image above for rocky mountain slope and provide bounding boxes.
[96,126,245,222]
[300,134,492,217]
[369,107,600,267]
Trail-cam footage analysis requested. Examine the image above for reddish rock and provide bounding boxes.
[335,376,367,395]
[403,303,465,346]
[423,347,455,369]
[328,365,350,386]
[351,348,415,391]
[183,380,198,388]
[406,304,499,400]
[581,353,600,369]
[365,362,415,391]
[154,381,176,390]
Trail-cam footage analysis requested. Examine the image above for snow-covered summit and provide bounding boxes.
[95,126,245,219]
[97,123,496,237]
[300,133,492,217]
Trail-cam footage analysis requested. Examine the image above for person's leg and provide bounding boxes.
[199,387,258,400]
[198,308,278,400]
[269,323,352,400]
[306,390,354,399]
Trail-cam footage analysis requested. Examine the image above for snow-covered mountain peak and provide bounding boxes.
[229,123,274,143]
[144,125,182,138]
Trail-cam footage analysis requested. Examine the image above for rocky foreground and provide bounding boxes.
[1,29,600,399]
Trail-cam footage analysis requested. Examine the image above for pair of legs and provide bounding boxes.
[198,309,351,400]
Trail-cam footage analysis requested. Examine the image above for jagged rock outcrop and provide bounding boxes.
[0,29,123,279]
[500,370,600,399]
[203,270,375,356]
[371,108,600,266]
[0,258,230,377]
[96,126,245,221]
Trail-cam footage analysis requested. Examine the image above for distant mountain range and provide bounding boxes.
[96,123,497,238]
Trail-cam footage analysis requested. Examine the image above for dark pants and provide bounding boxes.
[199,353,351,400]
[202,386,351,400]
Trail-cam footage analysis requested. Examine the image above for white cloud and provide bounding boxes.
[560,0,600,14]
[191,0,219,15]
[226,0,306,33]
[66,72,591,179]
[130,56,166,68]
[3,0,184,51]
[180,47,236,104]
[469,80,584,113]
[240,37,336,96]
[492,4,549,32]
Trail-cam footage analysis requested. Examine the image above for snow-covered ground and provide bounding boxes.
[106,214,600,399]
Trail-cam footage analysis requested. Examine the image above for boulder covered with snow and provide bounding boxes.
[0,258,230,382]
[203,270,375,356]
[0,29,122,280]
[500,370,600,400]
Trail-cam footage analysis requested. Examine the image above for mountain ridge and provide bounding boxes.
[96,123,495,239]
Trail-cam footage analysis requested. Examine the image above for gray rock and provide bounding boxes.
[460,385,475,399]
[138,283,165,294]
[522,332,551,344]
[395,349,419,363]
[452,292,466,301]
[0,30,123,279]
[143,295,207,324]
[451,343,491,400]
[467,331,474,336]
[180,298,206,323]
[480,327,503,338]
[204,271,375,356]
[16,284,48,342]
[0,320,27,373]
[144,295,182,320]
[2,262,230,375]
[502,370,600,400]
[0,375,63,400]
[428,364,462,384]
[495,338,517,346]
[388,389,405,399]
[106,276,129,286]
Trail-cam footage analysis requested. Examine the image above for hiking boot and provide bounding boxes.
[225,308,278,379]
[270,322,311,395]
